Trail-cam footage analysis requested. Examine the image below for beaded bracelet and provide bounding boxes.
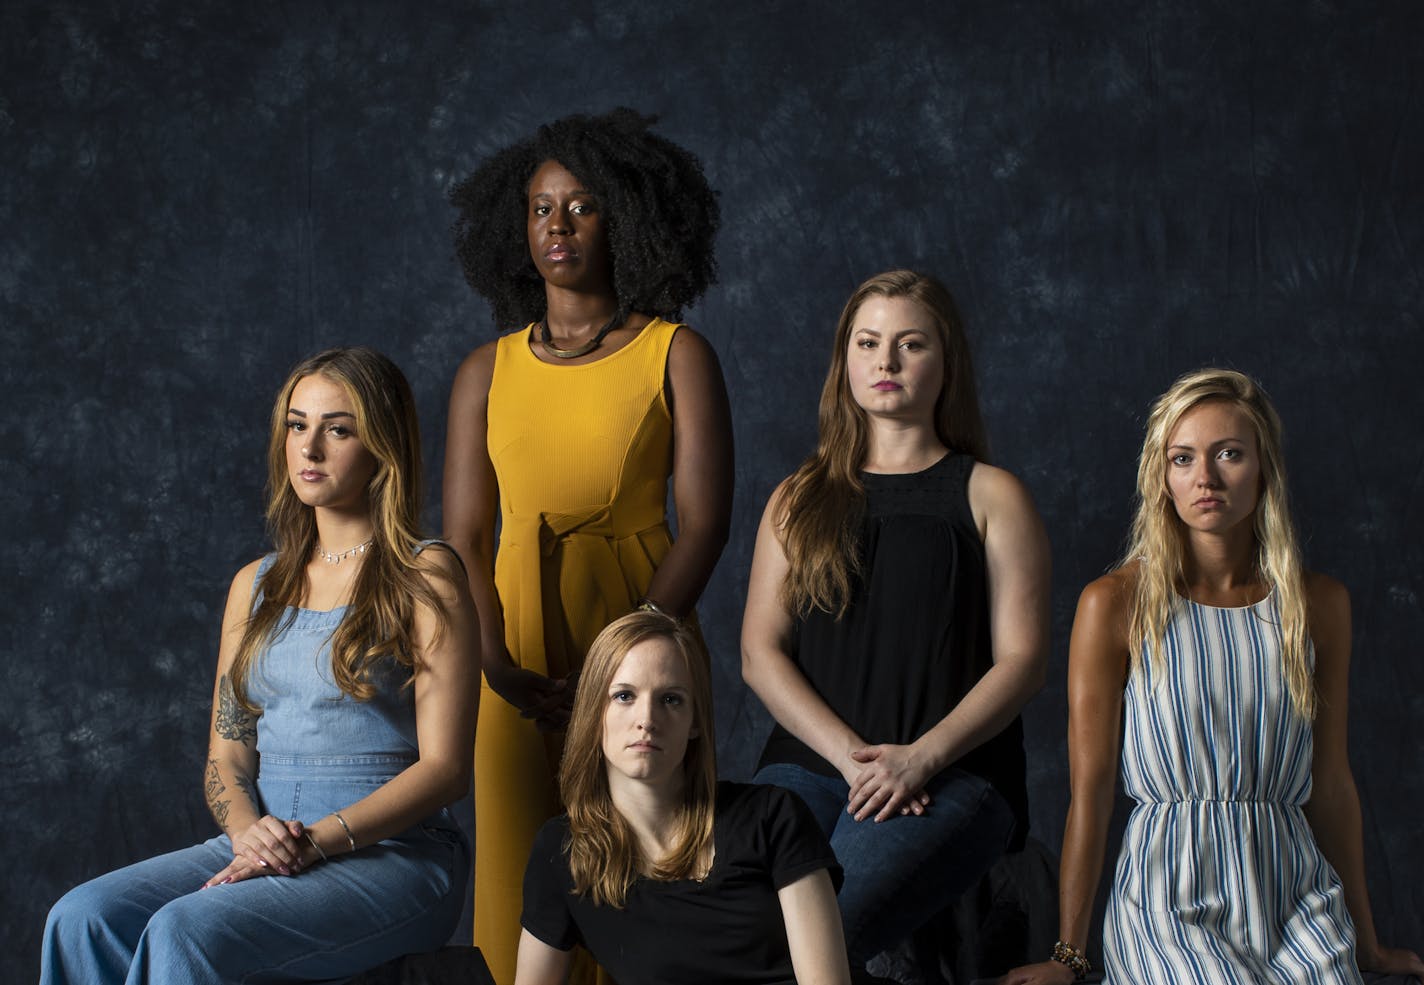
[1051,940,1092,980]
[333,812,357,852]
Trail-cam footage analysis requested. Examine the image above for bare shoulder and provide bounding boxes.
[1080,564,1136,616]
[413,542,470,596]
[1070,566,1136,677]
[762,475,796,526]
[966,461,1038,516]
[1304,570,1349,614]
[967,460,1029,497]
[221,557,267,623]
[966,461,1044,543]
[451,339,500,397]
[666,324,724,376]
[228,557,266,600]
[1303,570,1351,646]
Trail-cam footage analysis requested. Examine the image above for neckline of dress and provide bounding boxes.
[520,316,662,369]
[861,450,954,478]
[293,602,349,615]
[1177,585,1275,612]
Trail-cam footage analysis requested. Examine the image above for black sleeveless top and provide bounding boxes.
[758,452,1028,847]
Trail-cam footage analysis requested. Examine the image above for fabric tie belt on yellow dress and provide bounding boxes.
[502,503,668,679]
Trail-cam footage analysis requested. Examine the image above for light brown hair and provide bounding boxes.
[778,269,989,616]
[559,611,716,908]
[230,347,456,711]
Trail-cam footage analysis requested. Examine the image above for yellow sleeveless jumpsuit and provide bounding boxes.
[474,318,681,984]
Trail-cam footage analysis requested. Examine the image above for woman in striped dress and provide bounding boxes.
[1004,369,1422,984]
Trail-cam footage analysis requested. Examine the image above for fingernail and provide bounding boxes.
[258,859,269,867]
[221,876,233,884]
[279,866,291,875]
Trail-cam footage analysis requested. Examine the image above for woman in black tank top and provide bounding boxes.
[741,270,1051,979]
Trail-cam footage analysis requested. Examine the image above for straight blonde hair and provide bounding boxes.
[230,348,456,712]
[559,611,717,908]
[1123,368,1314,719]
[779,270,989,617]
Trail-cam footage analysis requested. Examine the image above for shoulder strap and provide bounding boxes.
[251,552,279,610]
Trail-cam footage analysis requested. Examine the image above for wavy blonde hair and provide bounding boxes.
[1123,367,1314,719]
[230,347,457,712]
[559,611,717,908]
[779,269,989,617]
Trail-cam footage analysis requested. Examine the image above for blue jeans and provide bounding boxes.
[40,818,468,985]
[754,763,1013,966]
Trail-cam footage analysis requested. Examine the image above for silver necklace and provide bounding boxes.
[315,538,373,565]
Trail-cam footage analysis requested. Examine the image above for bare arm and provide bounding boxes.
[1000,573,1130,985]
[779,869,853,985]
[513,929,574,985]
[1303,574,1424,980]
[848,464,1050,821]
[442,342,566,722]
[741,482,868,785]
[204,560,273,861]
[641,327,733,615]
[208,549,482,884]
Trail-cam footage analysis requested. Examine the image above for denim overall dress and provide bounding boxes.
[41,550,470,984]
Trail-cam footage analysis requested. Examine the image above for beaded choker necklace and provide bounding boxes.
[315,538,373,565]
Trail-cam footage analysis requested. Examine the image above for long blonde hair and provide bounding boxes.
[779,269,989,617]
[1123,367,1314,719]
[230,347,455,712]
[560,611,717,908]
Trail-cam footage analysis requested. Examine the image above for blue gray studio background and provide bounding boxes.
[4,1,1421,979]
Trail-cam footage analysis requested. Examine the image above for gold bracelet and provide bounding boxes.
[304,830,328,862]
[333,812,357,852]
[1051,940,1091,980]
[635,596,670,616]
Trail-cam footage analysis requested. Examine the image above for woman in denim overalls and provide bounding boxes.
[41,347,481,983]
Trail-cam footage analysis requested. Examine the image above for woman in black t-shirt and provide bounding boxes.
[516,611,850,985]
[741,270,1051,976]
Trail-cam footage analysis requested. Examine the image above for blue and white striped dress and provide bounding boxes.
[1103,593,1361,984]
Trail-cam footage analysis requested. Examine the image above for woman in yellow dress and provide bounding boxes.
[445,108,733,984]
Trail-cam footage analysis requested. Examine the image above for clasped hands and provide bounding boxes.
[490,663,577,732]
[842,742,934,823]
[203,815,318,889]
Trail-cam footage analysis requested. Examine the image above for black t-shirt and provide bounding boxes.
[758,452,1029,846]
[521,782,842,985]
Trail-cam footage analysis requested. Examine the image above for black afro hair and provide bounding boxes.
[450,108,720,330]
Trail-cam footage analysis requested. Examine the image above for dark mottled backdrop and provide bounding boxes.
[4,1,1421,979]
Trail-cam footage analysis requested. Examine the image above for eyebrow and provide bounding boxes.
[1167,438,1246,450]
[286,409,357,420]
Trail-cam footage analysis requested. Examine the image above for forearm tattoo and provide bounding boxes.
[234,772,259,813]
[215,673,257,745]
[205,757,230,829]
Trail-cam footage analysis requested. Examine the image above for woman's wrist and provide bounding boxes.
[1050,939,1091,980]
[481,657,528,706]
[222,811,261,841]
[302,828,329,864]
[332,811,358,852]
[634,595,678,619]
